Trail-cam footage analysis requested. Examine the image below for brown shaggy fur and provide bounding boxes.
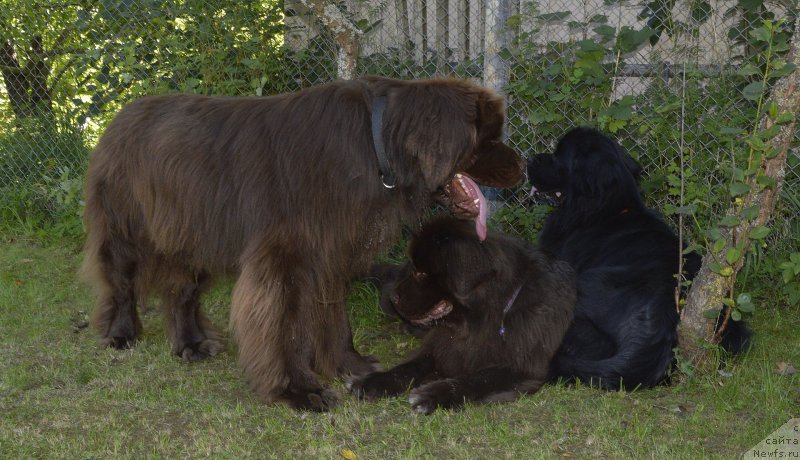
[81,76,523,410]
[349,217,576,414]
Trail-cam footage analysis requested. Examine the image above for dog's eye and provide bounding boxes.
[413,271,428,282]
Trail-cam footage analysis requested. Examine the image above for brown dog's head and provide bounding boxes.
[391,216,516,326]
[366,77,524,240]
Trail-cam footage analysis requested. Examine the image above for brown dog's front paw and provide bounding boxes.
[178,338,224,362]
[100,334,137,350]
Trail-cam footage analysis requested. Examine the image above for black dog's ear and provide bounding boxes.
[618,146,642,181]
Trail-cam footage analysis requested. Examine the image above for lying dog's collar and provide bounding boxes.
[499,283,523,338]
[371,96,396,189]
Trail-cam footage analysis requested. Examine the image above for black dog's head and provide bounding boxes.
[527,127,643,213]
[391,216,514,326]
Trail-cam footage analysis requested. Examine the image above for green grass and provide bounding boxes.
[0,238,797,459]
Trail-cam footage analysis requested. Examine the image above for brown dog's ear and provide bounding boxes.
[464,91,524,188]
[464,141,524,188]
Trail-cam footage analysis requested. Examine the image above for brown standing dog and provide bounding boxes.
[81,76,523,410]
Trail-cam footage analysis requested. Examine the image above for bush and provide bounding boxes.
[0,117,88,240]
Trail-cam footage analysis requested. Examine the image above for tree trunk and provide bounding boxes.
[27,35,53,113]
[297,0,362,80]
[678,16,800,369]
[0,36,54,119]
[1,39,32,118]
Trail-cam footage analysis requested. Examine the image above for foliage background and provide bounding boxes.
[1,0,798,242]
[1,2,798,457]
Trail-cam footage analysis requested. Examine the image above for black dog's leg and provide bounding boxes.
[408,367,544,415]
[347,355,437,400]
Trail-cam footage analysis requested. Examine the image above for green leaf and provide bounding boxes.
[750,25,772,43]
[736,64,761,77]
[739,0,764,12]
[616,26,655,53]
[768,101,778,118]
[577,39,605,52]
[722,299,735,308]
[765,147,780,159]
[736,293,755,312]
[729,182,750,196]
[772,63,797,78]
[760,125,780,140]
[709,261,724,274]
[775,112,795,124]
[674,204,698,215]
[746,135,765,151]
[719,216,740,227]
[719,126,745,135]
[726,248,742,265]
[783,268,794,284]
[742,206,760,220]
[731,309,742,321]
[706,227,723,241]
[588,14,608,24]
[538,11,572,22]
[742,81,765,101]
[756,176,776,188]
[683,243,704,255]
[604,104,634,120]
[656,101,683,114]
[748,226,770,239]
[713,238,726,253]
[594,24,616,41]
[720,267,734,277]
[703,309,721,319]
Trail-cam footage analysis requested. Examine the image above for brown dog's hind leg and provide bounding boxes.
[90,238,142,349]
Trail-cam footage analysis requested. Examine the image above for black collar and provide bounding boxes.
[371,96,396,189]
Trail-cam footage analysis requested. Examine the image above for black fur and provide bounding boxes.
[528,127,751,390]
[350,217,575,413]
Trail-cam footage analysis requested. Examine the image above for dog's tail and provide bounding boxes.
[716,306,753,355]
[550,342,674,391]
[553,309,752,391]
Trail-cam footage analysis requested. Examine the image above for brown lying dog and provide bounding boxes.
[81,77,523,410]
[349,216,575,413]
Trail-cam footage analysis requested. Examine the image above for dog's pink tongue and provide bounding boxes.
[457,173,488,241]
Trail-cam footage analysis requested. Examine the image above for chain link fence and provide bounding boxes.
[1,0,797,247]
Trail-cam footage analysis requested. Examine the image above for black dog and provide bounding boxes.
[527,127,751,390]
[350,217,575,414]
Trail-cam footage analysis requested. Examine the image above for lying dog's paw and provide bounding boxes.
[408,379,459,415]
[346,371,406,400]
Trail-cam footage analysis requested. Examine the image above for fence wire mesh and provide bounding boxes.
[1,0,798,248]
